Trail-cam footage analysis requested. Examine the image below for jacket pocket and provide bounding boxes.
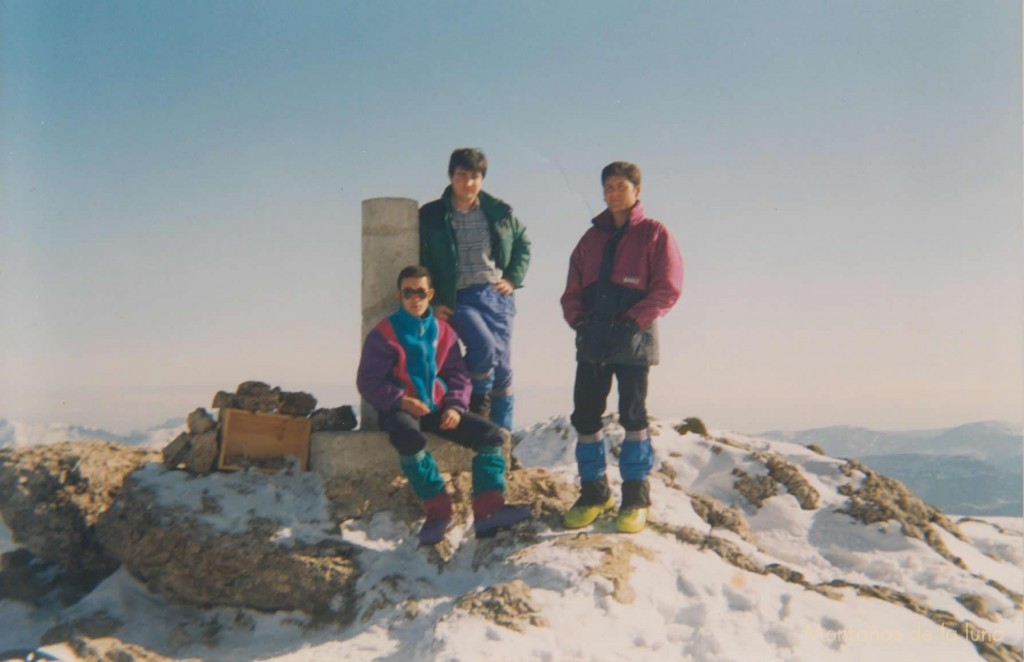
[575,319,609,363]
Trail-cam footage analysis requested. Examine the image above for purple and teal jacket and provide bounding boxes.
[357,305,471,413]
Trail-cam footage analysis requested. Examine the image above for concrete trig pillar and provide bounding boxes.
[361,197,419,430]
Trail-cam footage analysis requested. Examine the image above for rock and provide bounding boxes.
[233,382,281,413]
[67,636,172,662]
[41,609,124,645]
[454,579,547,632]
[95,468,361,622]
[0,442,157,573]
[674,417,709,437]
[1,547,34,571]
[732,468,777,508]
[236,381,271,396]
[957,593,998,622]
[688,493,757,544]
[211,391,238,409]
[161,432,192,469]
[763,454,820,510]
[0,547,100,606]
[309,406,358,432]
[184,430,219,475]
[278,391,318,417]
[838,458,966,567]
[186,408,216,435]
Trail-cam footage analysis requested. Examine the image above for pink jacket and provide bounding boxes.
[561,201,683,330]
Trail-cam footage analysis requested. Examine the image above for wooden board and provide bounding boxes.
[218,409,312,472]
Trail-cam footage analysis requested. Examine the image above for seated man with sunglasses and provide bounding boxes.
[357,265,532,546]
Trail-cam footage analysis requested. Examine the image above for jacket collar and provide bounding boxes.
[442,186,509,220]
[391,303,436,331]
[592,200,646,232]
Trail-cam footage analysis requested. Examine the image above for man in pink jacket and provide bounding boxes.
[560,161,683,533]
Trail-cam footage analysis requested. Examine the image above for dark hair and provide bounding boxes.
[601,161,642,187]
[397,265,432,289]
[448,148,488,177]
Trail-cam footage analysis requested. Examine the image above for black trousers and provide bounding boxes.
[570,362,650,435]
[379,408,504,457]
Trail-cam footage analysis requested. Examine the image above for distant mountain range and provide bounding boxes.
[0,417,186,450]
[760,422,1023,516]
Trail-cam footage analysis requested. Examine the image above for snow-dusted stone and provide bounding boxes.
[184,430,219,475]
[186,408,216,435]
[838,459,966,566]
[0,442,157,572]
[95,466,360,622]
[454,579,547,632]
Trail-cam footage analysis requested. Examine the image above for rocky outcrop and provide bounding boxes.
[839,459,966,567]
[94,468,361,623]
[731,451,821,511]
[688,493,757,544]
[0,441,156,572]
[454,579,547,632]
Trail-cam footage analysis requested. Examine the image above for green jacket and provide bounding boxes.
[419,187,531,310]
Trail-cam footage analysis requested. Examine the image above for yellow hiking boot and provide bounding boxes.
[615,507,648,533]
[563,494,615,529]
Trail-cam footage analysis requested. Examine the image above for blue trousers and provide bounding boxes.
[451,284,515,395]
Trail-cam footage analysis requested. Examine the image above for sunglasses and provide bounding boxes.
[401,288,430,300]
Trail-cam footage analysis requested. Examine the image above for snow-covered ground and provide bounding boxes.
[1,417,1021,661]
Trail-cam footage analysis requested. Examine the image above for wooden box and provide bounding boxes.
[218,409,312,472]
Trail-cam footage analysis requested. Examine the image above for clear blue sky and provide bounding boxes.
[2,1,1021,434]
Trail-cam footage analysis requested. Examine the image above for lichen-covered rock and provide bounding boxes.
[0,442,157,571]
[66,636,173,662]
[454,579,547,632]
[688,493,757,544]
[95,467,361,622]
[838,459,966,567]
[732,468,777,508]
[763,454,820,510]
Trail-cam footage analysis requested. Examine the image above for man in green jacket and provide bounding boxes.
[419,148,531,431]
